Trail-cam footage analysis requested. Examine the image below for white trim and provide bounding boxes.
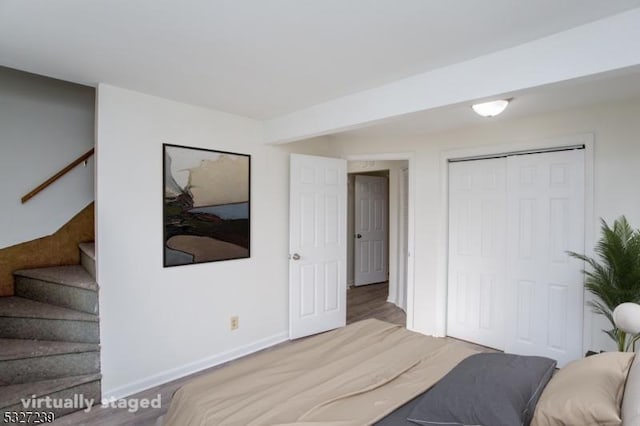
[447,143,586,163]
[397,167,409,312]
[437,133,595,354]
[344,152,416,331]
[345,152,415,162]
[582,136,596,354]
[102,331,289,400]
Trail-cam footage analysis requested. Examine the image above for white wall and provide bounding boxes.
[0,66,94,249]
[329,97,640,353]
[96,84,331,398]
[94,82,640,397]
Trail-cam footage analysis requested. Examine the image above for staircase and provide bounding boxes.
[0,242,100,420]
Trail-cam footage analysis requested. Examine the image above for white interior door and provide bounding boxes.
[505,150,585,367]
[354,175,388,286]
[289,154,347,339]
[447,158,508,350]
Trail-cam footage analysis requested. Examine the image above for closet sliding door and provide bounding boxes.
[505,150,584,367]
[447,158,508,350]
[447,148,585,366]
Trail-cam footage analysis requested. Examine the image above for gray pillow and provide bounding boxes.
[407,353,556,426]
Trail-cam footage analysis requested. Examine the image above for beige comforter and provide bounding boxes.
[164,319,477,426]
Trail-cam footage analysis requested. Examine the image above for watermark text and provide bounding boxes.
[20,393,162,413]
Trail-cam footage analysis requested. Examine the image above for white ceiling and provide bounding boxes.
[1,0,640,119]
[334,66,640,139]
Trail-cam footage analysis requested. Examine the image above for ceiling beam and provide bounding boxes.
[263,8,640,145]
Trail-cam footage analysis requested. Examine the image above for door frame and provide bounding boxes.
[437,133,595,354]
[398,167,409,311]
[344,153,416,330]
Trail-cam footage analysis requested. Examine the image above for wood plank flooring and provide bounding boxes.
[347,281,406,325]
[52,282,487,425]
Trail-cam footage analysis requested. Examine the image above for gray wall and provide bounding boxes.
[0,66,95,249]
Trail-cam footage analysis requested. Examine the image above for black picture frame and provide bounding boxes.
[163,143,251,267]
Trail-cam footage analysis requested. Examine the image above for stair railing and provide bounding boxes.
[21,148,95,204]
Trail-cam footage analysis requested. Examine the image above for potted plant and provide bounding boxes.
[569,216,640,352]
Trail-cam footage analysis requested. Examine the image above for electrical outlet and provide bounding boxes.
[230,316,239,330]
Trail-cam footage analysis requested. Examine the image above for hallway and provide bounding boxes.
[347,282,406,326]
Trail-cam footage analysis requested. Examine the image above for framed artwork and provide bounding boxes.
[163,143,250,267]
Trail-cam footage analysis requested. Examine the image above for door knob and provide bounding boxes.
[291,253,301,260]
[356,234,362,239]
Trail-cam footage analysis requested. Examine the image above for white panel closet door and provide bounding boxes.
[447,158,507,350]
[505,150,584,367]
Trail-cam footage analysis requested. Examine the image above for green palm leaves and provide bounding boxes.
[569,216,640,352]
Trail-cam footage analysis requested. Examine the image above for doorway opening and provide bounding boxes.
[346,160,409,326]
[288,152,416,339]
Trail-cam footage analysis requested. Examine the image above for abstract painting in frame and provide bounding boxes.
[163,143,250,267]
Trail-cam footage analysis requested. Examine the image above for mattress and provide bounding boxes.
[163,319,477,426]
[373,392,424,426]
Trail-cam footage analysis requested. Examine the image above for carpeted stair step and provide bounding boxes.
[78,242,96,281]
[0,374,101,421]
[0,297,99,343]
[0,338,100,385]
[14,265,98,314]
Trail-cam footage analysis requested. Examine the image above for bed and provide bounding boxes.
[163,319,640,426]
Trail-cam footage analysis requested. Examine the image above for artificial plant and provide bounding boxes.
[569,216,640,352]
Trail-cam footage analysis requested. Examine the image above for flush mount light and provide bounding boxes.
[471,99,511,117]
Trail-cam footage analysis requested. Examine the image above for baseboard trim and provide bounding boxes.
[103,331,289,400]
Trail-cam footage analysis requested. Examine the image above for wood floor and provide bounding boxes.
[347,281,406,325]
[52,282,486,425]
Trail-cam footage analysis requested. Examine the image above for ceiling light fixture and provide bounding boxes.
[471,98,511,117]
